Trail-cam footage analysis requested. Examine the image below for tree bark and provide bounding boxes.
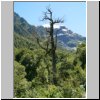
[37,7,64,85]
[50,23,57,84]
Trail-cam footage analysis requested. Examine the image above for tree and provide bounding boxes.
[36,7,64,84]
[73,43,86,69]
[14,61,29,97]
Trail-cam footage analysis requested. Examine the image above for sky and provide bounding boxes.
[14,2,86,37]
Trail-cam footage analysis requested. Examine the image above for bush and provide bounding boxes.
[14,61,30,98]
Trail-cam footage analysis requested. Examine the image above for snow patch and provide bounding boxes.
[62,29,67,32]
[57,33,64,36]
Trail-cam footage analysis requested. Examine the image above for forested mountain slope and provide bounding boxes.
[14,12,86,50]
[14,12,86,98]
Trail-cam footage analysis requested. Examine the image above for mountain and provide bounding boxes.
[14,12,86,50]
[53,26,86,50]
[43,25,86,50]
[14,12,37,37]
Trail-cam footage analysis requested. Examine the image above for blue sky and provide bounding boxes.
[14,2,86,37]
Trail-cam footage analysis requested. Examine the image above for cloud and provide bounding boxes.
[43,23,60,28]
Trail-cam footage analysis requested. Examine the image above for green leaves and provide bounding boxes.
[74,43,86,69]
[14,61,29,98]
[14,44,86,98]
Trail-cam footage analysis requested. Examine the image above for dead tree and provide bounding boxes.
[36,7,64,84]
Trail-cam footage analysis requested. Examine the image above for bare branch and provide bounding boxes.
[53,18,64,24]
[47,8,52,15]
[34,32,51,55]
[41,11,53,22]
[45,48,51,56]
[41,7,53,23]
[37,38,47,50]
[34,33,47,50]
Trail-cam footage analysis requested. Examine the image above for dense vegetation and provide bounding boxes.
[14,35,86,98]
[14,10,86,98]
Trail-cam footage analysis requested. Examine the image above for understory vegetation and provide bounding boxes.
[14,36,86,98]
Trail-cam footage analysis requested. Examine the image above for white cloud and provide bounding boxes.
[43,23,60,29]
[43,24,50,28]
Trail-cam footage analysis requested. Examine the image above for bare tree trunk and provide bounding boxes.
[50,23,57,84]
[52,48,57,84]
[37,7,64,85]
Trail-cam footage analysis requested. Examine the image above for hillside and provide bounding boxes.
[14,12,86,50]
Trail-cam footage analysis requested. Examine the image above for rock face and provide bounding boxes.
[53,25,86,50]
[14,12,86,50]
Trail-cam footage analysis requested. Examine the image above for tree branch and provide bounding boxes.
[53,18,64,24]
[34,33,51,55]
[37,38,47,50]
[41,12,53,22]
[33,34,46,50]
[47,8,52,15]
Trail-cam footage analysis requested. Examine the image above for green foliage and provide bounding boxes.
[14,61,30,98]
[73,43,86,69]
[14,45,86,98]
[24,84,63,98]
[14,33,37,49]
[14,32,86,98]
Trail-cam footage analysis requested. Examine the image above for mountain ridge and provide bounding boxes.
[14,12,86,50]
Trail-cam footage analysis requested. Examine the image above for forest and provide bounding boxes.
[14,8,86,98]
